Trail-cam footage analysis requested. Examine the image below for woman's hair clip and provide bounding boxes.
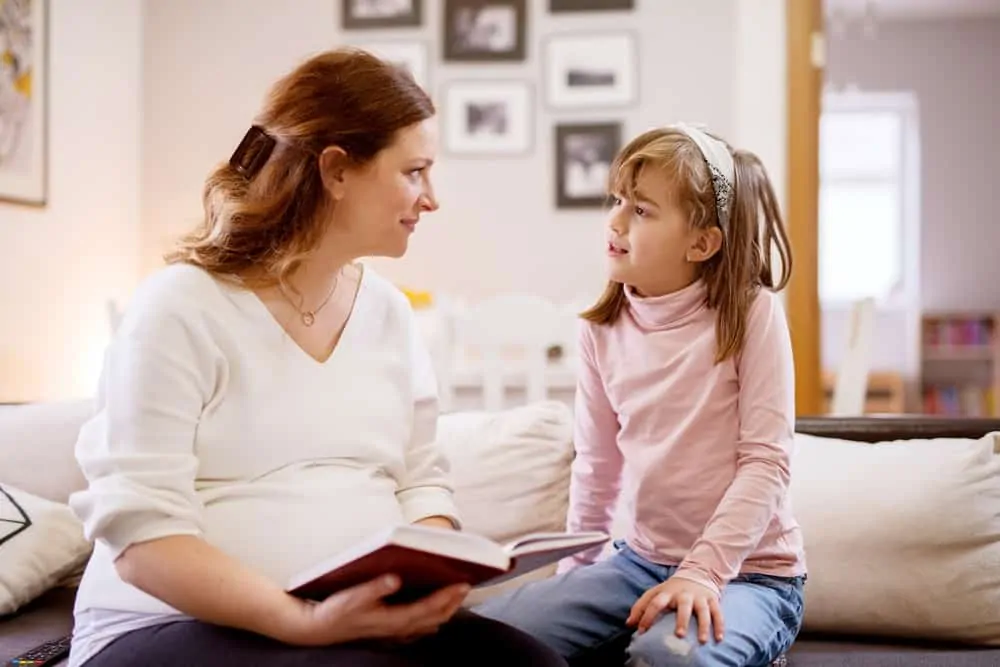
[229,125,277,180]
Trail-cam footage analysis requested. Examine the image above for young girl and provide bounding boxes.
[475,124,806,667]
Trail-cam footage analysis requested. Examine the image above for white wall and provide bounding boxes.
[141,0,786,304]
[0,0,142,402]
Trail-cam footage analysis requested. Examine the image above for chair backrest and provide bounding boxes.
[455,294,567,411]
[830,297,877,416]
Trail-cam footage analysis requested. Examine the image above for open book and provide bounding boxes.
[286,524,609,602]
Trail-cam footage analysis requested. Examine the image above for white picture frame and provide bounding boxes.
[443,80,533,156]
[543,32,637,110]
[353,40,430,91]
[0,0,48,206]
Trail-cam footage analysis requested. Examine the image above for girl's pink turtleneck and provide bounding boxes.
[565,280,807,594]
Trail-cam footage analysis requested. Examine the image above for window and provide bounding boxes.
[818,91,920,307]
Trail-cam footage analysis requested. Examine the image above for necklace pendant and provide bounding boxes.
[301,311,316,327]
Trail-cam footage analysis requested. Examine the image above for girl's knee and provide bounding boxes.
[625,628,701,667]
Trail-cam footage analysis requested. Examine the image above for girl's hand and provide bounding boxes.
[279,575,470,646]
[626,578,725,644]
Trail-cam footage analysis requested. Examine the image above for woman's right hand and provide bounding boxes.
[278,575,471,646]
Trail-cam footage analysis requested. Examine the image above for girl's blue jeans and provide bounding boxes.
[474,541,804,667]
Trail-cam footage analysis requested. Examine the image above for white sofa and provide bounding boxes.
[4,400,1000,667]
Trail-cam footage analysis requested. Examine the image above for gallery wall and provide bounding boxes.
[142,0,786,304]
[0,0,785,401]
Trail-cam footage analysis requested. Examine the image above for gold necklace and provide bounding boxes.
[279,272,339,327]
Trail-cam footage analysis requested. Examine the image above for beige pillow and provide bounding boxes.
[0,400,93,504]
[790,431,1000,645]
[0,484,92,614]
[435,401,575,602]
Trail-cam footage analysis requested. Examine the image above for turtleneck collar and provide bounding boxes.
[624,279,708,330]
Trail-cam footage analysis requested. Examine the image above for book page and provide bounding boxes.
[483,532,609,587]
[394,525,510,570]
[503,531,609,558]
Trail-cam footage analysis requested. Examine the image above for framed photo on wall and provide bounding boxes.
[443,81,533,156]
[0,0,48,206]
[555,122,621,209]
[549,0,634,11]
[342,0,422,29]
[544,32,637,109]
[353,40,430,90]
[443,0,527,62]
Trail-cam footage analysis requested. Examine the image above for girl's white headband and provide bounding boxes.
[670,123,735,231]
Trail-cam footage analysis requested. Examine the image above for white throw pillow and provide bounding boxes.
[0,484,93,615]
[790,431,1000,645]
[436,401,575,602]
[0,400,93,504]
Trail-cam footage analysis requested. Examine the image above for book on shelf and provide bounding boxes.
[923,315,995,348]
[923,383,996,417]
[285,524,609,602]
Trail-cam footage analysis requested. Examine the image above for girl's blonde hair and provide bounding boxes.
[164,48,434,289]
[581,127,792,363]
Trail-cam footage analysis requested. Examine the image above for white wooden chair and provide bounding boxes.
[452,294,568,411]
[830,297,877,416]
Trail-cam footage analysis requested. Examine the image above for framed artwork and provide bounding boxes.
[543,32,637,109]
[341,0,422,29]
[555,122,621,209]
[443,81,533,156]
[443,0,527,63]
[354,40,430,90]
[0,0,47,206]
[549,0,634,11]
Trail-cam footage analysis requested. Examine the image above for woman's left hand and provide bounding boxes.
[413,516,456,530]
[626,577,725,644]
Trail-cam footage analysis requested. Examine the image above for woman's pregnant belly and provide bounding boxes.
[198,463,406,586]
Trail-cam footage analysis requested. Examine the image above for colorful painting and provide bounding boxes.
[0,0,46,205]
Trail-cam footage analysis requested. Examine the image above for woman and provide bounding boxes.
[67,48,567,667]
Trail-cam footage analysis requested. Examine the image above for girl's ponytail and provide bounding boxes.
[707,149,793,361]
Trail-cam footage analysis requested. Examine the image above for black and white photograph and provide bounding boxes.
[353,40,429,90]
[549,0,634,12]
[555,122,621,209]
[544,32,637,109]
[342,0,422,29]
[443,0,526,62]
[444,81,532,156]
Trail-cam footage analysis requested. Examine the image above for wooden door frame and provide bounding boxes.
[786,0,823,416]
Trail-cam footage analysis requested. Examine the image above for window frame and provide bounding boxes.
[818,90,921,313]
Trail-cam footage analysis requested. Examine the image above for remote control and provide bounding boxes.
[8,634,71,666]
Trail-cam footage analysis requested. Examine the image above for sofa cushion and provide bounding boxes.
[435,401,574,602]
[0,484,92,616]
[436,400,574,543]
[790,431,1000,646]
[0,400,93,504]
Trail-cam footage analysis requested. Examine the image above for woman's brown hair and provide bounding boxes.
[164,48,434,288]
[581,127,793,363]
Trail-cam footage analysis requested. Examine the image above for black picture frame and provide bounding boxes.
[341,0,423,30]
[555,122,621,209]
[549,0,633,12]
[443,0,527,63]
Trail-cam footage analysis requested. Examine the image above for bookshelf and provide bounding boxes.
[920,311,1000,417]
